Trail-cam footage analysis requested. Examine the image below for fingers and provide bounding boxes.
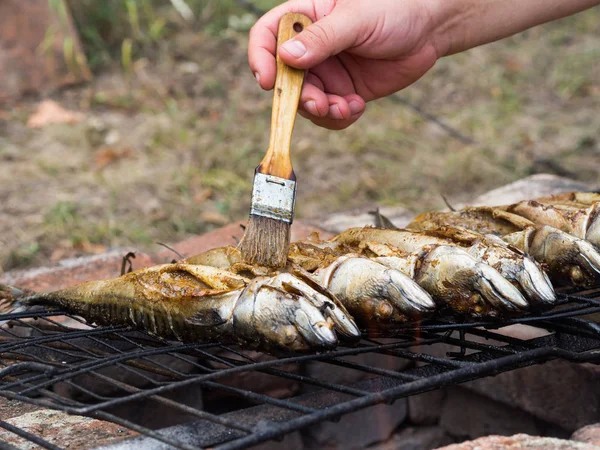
[249,0,331,89]
[298,75,366,129]
[278,7,360,70]
[249,0,359,86]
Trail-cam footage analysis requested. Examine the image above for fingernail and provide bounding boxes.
[329,104,343,120]
[304,100,318,116]
[281,40,307,58]
[349,100,363,115]
[254,72,260,83]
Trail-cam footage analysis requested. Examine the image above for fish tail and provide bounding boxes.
[0,284,35,324]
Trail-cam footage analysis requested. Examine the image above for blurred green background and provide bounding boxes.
[0,0,598,270]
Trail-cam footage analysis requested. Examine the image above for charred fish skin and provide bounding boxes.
[408,207,600,288]
[7,263,356,353]
[504,225,600,287]
[333,227,539,312]
[505,199,600,247]
[313,255,435,330]
[407,226,556,306]
[373,245,528,319]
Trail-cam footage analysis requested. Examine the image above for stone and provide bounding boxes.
[369,425,455,450]
[439,387,545,440]
[303,399,408,450]
[408,389,447,425]
[572,424,600,446]
[311,205,415,234]
[435,434,599,450]
[0,397,40,420]
[468,174,598,207]
[0,409,137,449]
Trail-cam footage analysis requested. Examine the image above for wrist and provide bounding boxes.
[422,0,474,58]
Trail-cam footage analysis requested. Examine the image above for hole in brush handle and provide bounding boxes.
[293,22,303,33]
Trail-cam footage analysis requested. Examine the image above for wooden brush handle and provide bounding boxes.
[258,12,313,179]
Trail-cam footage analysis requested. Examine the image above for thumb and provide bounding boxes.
[279,9,359,69]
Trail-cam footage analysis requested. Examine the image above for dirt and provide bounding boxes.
[0,9,599,272]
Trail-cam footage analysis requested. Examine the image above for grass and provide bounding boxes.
[0,4,598,271]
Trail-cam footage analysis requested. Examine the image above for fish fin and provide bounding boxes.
[185,309,228,327]
[369,208,399,229]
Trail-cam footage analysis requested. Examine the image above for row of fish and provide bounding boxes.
[1,192,599,354]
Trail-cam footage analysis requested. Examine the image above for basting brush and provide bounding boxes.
[238,12,313,268]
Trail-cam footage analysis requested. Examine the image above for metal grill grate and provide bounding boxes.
[0,288,599,450]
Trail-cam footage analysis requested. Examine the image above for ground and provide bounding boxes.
[0,5,598,272]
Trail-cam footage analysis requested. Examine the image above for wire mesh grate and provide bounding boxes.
[0,288,599,450]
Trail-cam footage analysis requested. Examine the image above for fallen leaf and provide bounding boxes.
[503,57,523,74]
[194,188,213,204]
[94,146,133,169]
[27,100,85,128]
[201,211,228,225]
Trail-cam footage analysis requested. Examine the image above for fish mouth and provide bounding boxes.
[576,241,600,279]
[294,309,338,349]
[517,258,556,305]
[385,270,436,314]
[326,304,361,340]
[476,264,529,311]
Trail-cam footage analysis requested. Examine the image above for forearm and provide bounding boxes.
[429,0,600,56]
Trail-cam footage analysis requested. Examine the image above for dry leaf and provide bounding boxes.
[503,57,523,74]
[201,211,228,225]
[27,100,85,128]
[94,147,132,169]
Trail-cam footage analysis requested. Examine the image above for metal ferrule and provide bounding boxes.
[250,173,296,223]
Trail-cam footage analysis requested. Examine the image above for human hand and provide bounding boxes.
[248,0,441,129]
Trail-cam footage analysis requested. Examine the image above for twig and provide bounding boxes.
[389,95,476,145]
[440,194,456,211]
[157,242,185,260]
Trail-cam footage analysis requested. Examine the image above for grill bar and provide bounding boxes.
[0,291,598,450]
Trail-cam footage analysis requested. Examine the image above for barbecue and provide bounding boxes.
[0,286,599,449]
[1,191,600,448]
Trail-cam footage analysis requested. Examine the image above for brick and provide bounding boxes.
[439,387,545,440]
[463,361,600,432]
[408,389,447,426]
[303,399,407,449]
[155,220,331,261]
[0,248,156,292]
[370,425,455,450]
[0,0,91,103]
[303,350,412,392]
[435,434,599,450]
[572,424,600,446]
[252,432,304,450]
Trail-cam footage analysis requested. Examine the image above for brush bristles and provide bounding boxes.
[238,215,291,268]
